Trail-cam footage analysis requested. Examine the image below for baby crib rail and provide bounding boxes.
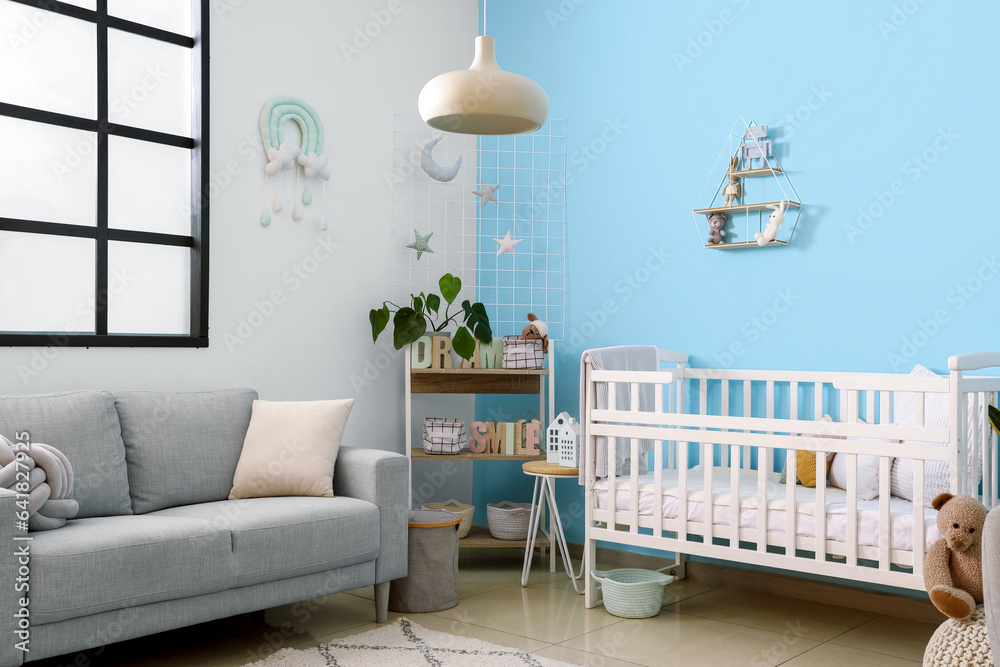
[582,355,1000,606]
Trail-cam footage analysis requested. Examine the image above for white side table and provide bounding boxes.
[521,460,584,593]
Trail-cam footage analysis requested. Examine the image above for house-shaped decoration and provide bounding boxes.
[546,412,581,468]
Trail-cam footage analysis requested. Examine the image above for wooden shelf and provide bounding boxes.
[693,200,801,216]
[411,447,545,462]
[731,166,782,178]
[459,524,550,549]
[705,240,788,250]
[411,367,548,394]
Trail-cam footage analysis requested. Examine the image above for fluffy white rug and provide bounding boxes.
[243,617,576,666]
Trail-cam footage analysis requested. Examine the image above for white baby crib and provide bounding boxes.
[581,349,1000,609]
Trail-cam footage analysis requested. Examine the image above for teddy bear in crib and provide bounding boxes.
[707,212,726,245]
[923,492,988,620]
[522,313,548,354]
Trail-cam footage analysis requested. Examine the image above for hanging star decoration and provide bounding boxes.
[473,181,500,207]
[406,230,434,260]
[493,230,522,257]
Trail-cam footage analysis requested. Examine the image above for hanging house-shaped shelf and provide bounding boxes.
[692,117,803,249]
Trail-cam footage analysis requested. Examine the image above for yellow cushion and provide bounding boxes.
[796,450,823,487]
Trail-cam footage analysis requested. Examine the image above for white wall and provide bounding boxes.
[0,0,479,475]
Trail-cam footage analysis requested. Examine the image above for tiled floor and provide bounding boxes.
[31,550,939,667]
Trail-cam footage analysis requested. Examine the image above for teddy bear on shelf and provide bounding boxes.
[924,492,988,620]
[707,212,726,245]
[522,313,548,354]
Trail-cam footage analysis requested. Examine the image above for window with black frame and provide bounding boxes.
[0,0,208,347]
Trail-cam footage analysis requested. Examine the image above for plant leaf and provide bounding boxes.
[439,273,461,305]
[369,306,390,343]
[392,308,426,350]
[461,300,492,344]
[412,296,423,314]
[426,293,440,314]
[452,326,476,360]
[990,405,1000,436]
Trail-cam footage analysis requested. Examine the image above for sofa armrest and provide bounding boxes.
[0,487,24,667]
[334,447,408,584]
[984,507,1000,662]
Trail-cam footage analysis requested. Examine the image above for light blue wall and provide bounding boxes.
[473,0,1000,582]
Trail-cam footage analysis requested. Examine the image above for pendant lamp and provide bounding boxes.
[418,4,548,135]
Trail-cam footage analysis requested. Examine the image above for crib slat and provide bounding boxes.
[913,460,925,578]
[846,452,858,567]
[969,393,980,497]
[815,448,827,563]
[730,445,739,550]
[757,449,769,553]
[914,392,925,427]
[785,448,797,558]
[607,429,617,522]
[655,383,664,415]
[790,382,799,422]
[841,389,848,422]
[866,390,875,424]
[880,391,891,425]
[704,442,714,543]
[847,390,858,424]
[679,436,689,543]
[630,438,639,534]
[743,380,752,471]
[631,383,641,417]
[654,440,663,538]
[814,382,823,419]
[608,382,617,412]
[879,456,891,571]
[722,380,731,467]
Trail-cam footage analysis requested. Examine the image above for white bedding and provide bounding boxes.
[593,468,940,552]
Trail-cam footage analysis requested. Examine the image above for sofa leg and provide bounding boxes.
[375,581,390,624]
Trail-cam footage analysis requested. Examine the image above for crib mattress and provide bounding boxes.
[593,468,940,552]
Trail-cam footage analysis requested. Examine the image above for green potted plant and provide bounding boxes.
[369,273,492,361]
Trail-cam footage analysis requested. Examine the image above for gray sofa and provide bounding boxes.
[0,389,408,667]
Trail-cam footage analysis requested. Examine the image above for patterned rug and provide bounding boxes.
[243,617,576,666]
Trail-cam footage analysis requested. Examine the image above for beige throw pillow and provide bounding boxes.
[229,399,354,500]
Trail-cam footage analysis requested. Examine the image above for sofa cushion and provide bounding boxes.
[152,496,380,587]
[0,391,131,518]
[114,389,257,513]
[29,514,234,624]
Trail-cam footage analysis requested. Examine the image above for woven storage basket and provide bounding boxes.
[591,568,674,619]
[422,499,474,539]
[501,337,544,369]
[486,501,531,540]
[422,417,465,455]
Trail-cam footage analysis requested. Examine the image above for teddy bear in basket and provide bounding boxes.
[924,492,988,620]
[522,313,548,354]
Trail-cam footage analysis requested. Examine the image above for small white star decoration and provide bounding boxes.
[406,230,434,260]
[473,181,499,207]
[493,230,522,257]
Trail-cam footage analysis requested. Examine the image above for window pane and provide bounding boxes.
[0,116,97,226]
[108,242,190,335]
[109,137,191,235]
[0,232,95,333]
[0,1,97,118]
[108,0,192,37]
[108,29,191,137]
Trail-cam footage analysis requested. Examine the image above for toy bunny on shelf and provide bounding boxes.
[723,155,741,207]
[755,200,786,246]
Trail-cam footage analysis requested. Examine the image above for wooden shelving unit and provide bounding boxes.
[404,341,556,553]
[704,240,788,250]
[693,199,801,216]
[459,525,550,549]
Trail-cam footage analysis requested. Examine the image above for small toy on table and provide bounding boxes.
[522,313,548,354]
[923,492,988,621]
[707,212,726,245]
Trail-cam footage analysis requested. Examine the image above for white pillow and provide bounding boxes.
[889,365,952,505]
[229,399,354,500]
[827,419,897,501]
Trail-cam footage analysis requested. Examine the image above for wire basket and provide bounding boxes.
[590,568,675,619]
[486,501,531,540]
[422,499,474,538]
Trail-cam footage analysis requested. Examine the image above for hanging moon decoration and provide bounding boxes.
[420,137,462,182]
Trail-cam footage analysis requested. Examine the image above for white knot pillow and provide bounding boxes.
[0,435,79,531]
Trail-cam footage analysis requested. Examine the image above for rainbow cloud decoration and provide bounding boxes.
[259,96,332,230]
